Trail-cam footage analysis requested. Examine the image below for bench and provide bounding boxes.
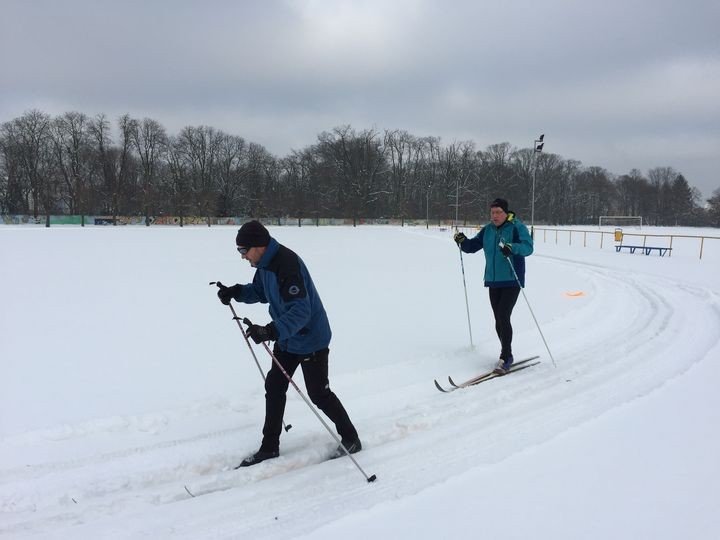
[615,245,672,257]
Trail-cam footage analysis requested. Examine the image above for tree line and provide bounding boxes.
[2,110,719,227]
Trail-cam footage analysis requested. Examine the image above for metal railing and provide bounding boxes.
[533,227,720,260]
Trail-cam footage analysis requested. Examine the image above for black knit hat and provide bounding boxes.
[490,198,509,213]
[236,220,270,248]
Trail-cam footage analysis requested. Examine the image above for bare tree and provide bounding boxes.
[50,111,94,219]
[508,147,534,217]
[568,166,615,224]
[242,142,277,217]
[533,152,567,224]
[2,111,54,222]
[0,121,26,213]
[480,143,518,195]
[130,117,168,224]
[317,126,389,224]
[616,169,649,217]
[707,188,720,227]
[215,132,248,216]
[1,109,713,226]
[439,141,478,224]
[175,125,221,223]
[88,114,135,221]
[384,129,416,221]
[165,135,190,224]
[279,150,311,220]
[648,166,678,225]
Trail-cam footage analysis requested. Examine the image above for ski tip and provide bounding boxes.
[433,380,448,392]
[184,485,196,498]
[367,474,377,483]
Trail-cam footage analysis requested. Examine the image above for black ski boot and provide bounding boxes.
[235,448,279,468]
[329,439,362,460]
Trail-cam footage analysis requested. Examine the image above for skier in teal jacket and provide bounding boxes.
[454,198,534,373]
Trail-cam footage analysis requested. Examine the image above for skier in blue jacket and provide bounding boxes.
[217,220,361,466]
[454,198,534,374]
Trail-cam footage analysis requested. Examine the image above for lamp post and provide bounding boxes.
[531,133,545,238]
[426,184,430,229]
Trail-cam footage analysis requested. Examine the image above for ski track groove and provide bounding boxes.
[2,257,719,538]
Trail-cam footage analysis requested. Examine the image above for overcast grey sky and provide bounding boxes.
[2,0,718,197]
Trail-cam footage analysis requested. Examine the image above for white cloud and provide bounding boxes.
[1,0,718,195]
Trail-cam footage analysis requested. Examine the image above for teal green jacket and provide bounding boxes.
[459,213,533,287]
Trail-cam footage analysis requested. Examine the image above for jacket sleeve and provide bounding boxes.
[272,271,312,340]
[512,222,534,256]
[235,271,268,304]
[460,226,485,253]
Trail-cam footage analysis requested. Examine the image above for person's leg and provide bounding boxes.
[260,346,301,452]
[494,287,521,359]
[488,287,503,350]
[301,348,359,444]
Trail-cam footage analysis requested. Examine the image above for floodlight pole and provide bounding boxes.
[531,134,545,238]
[426,184,430,229]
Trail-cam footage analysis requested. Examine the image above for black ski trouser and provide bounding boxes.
[488,286,521,360]
[260,345,358,453]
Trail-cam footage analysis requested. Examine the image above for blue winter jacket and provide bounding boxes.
[233,238,331,355]
[459,213,534,287]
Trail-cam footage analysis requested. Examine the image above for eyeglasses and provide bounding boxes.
[237,246,250,255]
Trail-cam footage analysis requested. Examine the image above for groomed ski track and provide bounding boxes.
[1,227,719,539]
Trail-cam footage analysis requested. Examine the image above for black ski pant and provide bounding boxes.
[488,286,521,360]
[260,345,358,453]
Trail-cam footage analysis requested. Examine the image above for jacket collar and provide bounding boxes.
[494,211,516,229]
[256,237,279,268]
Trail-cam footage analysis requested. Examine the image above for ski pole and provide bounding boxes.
[210,281,292,432]
[457,231,474,348]
[243,316,377,484]
[454,179,474,349]
[497,241,557,368]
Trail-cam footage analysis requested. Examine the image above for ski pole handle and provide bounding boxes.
[242,317,253,327]
[209,283,292,431]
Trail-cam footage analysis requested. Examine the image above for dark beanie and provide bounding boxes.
[490,198,509,213]
[236,220,270,248]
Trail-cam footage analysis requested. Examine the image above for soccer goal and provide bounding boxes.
[598,216,643,229]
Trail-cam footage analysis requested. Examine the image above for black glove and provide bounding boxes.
[500,242,513,258]
[246,322,278,344]
[217,283,242,305]
[454,232,467,245]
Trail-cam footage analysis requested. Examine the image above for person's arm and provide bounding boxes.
[235,272,268,304]
[510,222,534,256]
[458,226,485,253]
[272,271,312,340]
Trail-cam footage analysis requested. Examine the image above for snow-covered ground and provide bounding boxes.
[1,224,719,539]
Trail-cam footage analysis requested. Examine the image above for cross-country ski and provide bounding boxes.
[4,217,718,540]
[434,356,540,392]
[435,355,541,392]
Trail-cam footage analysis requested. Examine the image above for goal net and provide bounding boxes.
[598,216,642,229]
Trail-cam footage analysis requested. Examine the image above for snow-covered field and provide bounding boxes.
[1,224,719,539]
